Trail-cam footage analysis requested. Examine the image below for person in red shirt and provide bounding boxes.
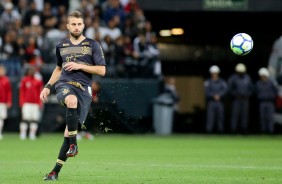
[0,65,12,140]
[124,0,140,14]
[19,66,43,140]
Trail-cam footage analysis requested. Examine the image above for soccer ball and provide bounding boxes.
[230,33,253,56]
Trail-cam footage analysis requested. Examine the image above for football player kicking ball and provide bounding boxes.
[40,11,106,181]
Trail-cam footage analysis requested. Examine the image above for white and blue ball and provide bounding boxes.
[230,33,253,56]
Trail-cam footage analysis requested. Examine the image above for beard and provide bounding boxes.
[70,31,82,39]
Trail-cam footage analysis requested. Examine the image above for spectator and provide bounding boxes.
[43,19,68,63]
[22,1,42,26]
[19,66,43,140]
[25,36,40,64]
[92,4,104,22]
[0,65,12,140]
[85,18,109,41]
[15,36,26,69]
[256,67,278,134]
[132,8,145,31]
[101,34,117,76]
[41,2,54,28]
[204,65,228,134]
[124,0,140,16]
[144,20,154,42]
[0,2,21,34]
[147,32,162,78]
[122,34,138,77]
[122,15,138,40]
[103,0,126,27]
[114,35,126,77]
[0,31,22,77]
[106,16,122,41]
[133,31,156,77]
[228,63,254,134]
[16,0,29,21]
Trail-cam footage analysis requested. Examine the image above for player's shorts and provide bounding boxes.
[0,103,8,120]
[55,82,92,125]
[22,103,41,122]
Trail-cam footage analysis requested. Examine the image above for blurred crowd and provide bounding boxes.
[0,0,162,79]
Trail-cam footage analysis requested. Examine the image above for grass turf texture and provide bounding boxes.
[0,134,282,184]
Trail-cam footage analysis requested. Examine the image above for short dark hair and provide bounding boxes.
[67,11,83,23]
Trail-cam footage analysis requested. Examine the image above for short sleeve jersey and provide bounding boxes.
[56,38,106,86]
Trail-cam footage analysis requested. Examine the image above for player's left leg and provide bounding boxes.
[43,127,70,181]
[64,95,79,157]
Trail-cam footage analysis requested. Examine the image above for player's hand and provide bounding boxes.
[64,62,81,71]
[40,88,50,103]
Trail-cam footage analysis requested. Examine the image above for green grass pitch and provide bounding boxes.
[1,133,282,184]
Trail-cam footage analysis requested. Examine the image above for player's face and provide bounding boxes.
[67,17,85,39]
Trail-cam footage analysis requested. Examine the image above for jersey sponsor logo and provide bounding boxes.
[60,47,92,56]
[82,42,89,45]
[66,54,77,62]
[60,49,68,55]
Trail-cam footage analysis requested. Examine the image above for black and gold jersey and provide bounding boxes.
[56,38,106,86]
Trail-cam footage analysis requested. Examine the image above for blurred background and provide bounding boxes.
[1,0,282,137]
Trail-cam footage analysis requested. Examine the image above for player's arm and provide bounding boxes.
[46,66,62,86]
[40,66,62,102]
[77,64,106,76]
[81,65,106,76]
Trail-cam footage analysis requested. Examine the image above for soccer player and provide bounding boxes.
[40,11,106,181]
[19,66,44,140]
[0,65,12,140]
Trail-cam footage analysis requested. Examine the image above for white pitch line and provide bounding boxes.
[76,161,282,171]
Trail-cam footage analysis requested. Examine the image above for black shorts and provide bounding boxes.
[55,82,92,125]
